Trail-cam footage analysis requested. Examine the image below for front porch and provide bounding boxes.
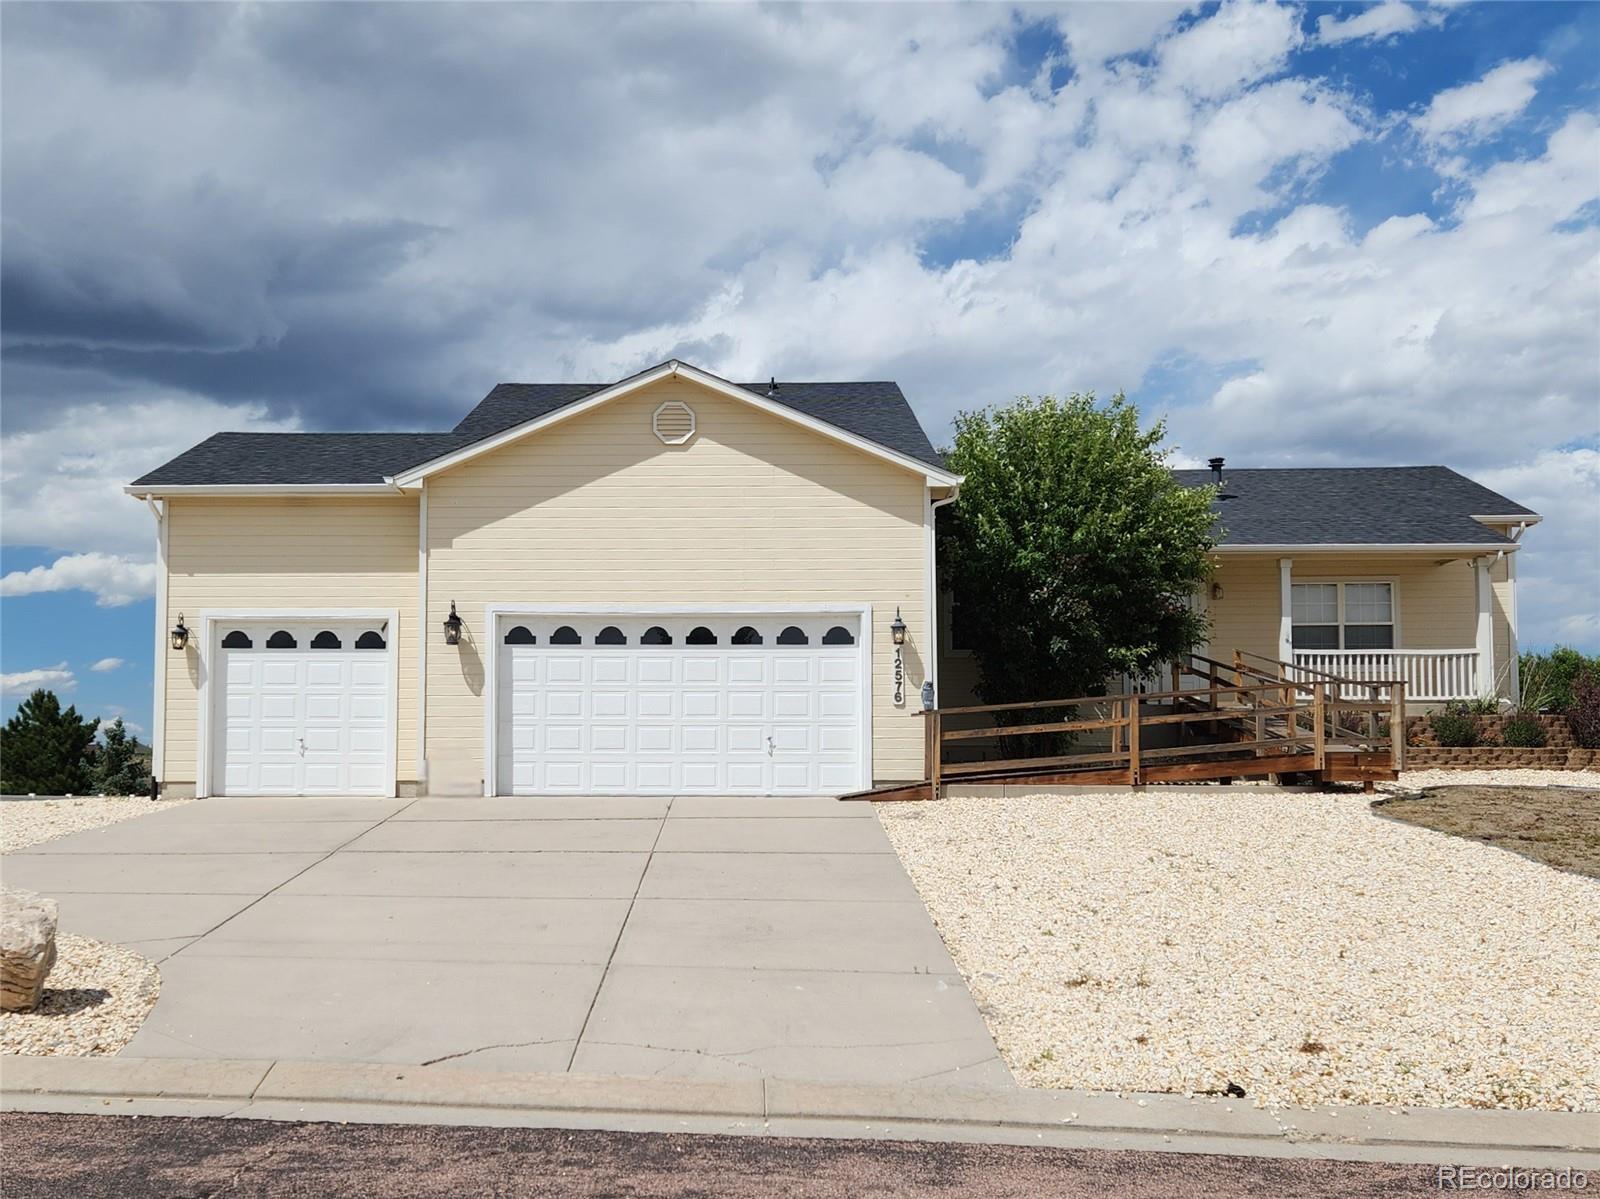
[1205,552,1512,708]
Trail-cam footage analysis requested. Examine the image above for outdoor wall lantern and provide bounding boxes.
[890,608,907,646]
[443,602,463,646]
[169,614,189,651]
[1211,582,1225,601]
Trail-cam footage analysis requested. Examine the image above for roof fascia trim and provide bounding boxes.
[1213,542,1517,554]
[123,483,403,498]
[390,360,961,487]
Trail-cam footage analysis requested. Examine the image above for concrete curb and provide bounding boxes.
[3,1056,1596,1168]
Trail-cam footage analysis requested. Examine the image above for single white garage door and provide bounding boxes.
[212,620,393,796]
[495,614,866,795]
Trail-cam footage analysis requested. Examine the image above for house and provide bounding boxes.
[127,360,1538,799]
[939,462,1539,714]
[127,361,959,798]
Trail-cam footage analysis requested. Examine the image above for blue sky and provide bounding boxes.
[3,1,1598,736]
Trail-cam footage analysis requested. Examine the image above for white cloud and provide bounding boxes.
[89,657,125,672]
[1475,450,1600,650]
[1,663,76,696]
[1156,0,1302,99]
[1414,57,1551,144]
[0,553,159,607]
[0,389,299,560]
[1,2,1595,653]
[1316,3,1435,46]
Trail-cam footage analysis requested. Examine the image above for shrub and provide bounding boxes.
[1569,667,1600,749]
[1429,711,1479,748]
[1519,646,1600,713]
[1500,714,1548,748]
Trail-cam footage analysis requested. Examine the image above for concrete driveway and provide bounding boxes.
[3,796,1008,1088]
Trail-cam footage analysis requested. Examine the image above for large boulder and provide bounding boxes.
[1,888,58,1012]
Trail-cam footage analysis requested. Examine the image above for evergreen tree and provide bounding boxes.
[96,718,151,796]
[1,690,100,795]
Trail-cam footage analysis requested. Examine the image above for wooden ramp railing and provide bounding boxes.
[852,651,1405,802]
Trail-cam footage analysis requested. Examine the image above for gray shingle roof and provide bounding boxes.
[131,377,947,487]
[454,380,945,468]
[130,433,468,487]
[1172,466,1535,546]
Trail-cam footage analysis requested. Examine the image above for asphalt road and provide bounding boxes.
[2,1113,1463,1197]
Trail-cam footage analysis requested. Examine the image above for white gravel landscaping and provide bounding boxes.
[1390,767,1600,791]
[879,788,1600,1112]
[0,933,160,1056]
[1,795,193,854]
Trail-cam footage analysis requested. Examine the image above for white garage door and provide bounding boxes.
[496,614,866,795]
[212,620,393,796]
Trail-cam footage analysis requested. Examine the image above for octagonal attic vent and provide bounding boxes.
[653,400,696,445]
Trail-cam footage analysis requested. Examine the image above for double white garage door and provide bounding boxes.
[212,612,867,797]
[495,614,866,795]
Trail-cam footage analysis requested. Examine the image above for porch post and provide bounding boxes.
[1474,557,1495,700]
[1277,558,1293,664]
[1505,550,1520,706]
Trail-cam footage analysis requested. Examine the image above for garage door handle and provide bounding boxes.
[296,738,306,756]
[766,735,775,755]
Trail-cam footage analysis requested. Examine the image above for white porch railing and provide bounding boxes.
[1292,650,1480,702]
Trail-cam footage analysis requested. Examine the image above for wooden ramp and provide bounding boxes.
[843,651,1405,801]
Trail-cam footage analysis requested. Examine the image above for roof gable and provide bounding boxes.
[391,361,958,486]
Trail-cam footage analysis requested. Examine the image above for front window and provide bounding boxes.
[1291,582,1393,650]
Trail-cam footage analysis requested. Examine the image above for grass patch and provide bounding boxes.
[1372,785,1600,879]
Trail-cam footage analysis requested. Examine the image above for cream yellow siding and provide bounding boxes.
[424,378,930,791]
[161,496,420,790]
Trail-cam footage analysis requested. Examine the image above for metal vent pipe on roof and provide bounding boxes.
[1208,456,1225,485]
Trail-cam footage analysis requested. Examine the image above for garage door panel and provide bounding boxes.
[497,615,862,796]
[637,762,675,790]
[820,657,856,683]
[305,694,343,721]
[547,658,584,684]
[818,725,855,753]
[305,660,344,687]
[725,724,766,753]
[591,724,630,752]
[545,724,582,752]
[682,762,721,790]
[259,694,296,720]
[726,691,764,719]
[682,657,719,684]
[639,657,677,684]
[726,762,766,790]
[637,691,676,719]
[818,762,858,791]
[261,660,299,687]
[637,725,675,753]
[547,690,583,718]
[819,692,856,718]
[774,658,814,684]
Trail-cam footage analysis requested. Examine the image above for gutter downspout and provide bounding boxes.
[417,482,428,794]
[145,496,168,795]
[926,485,962,706]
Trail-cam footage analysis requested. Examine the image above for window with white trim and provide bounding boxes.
[1291,582,1393,650]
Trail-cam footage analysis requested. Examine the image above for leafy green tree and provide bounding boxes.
[939,393,1216,709]
[1,690,100,795]
[1518,646,1600,712]
[96,718,151,796]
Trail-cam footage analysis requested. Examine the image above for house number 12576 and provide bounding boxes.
[893,648,905,706]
